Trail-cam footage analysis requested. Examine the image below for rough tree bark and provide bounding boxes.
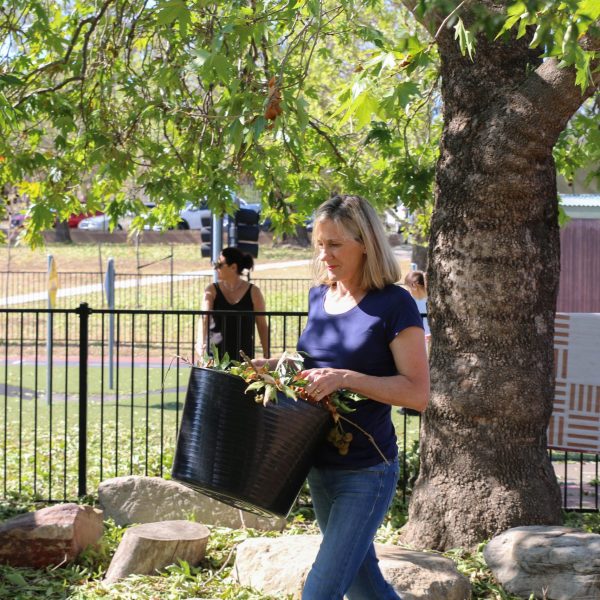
[54,220,72,243]
[276,224,311,247]
[411,243,428,271]
[401,6,599,551]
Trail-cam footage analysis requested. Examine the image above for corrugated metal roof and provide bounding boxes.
[560,194,600,207]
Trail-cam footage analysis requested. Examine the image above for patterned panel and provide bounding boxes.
[548,313,600,453]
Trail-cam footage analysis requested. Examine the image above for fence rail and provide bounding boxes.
[0,271,312,312]
[1,304,597,512]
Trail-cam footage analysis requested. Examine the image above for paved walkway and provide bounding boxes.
[0,244,414,308]
[554,459,600,510]
[0,259,311,307]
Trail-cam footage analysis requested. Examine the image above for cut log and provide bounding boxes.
[104,520,210,583]
[0,503,103,568]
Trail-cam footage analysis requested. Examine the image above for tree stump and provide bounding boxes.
[104,520,210,583]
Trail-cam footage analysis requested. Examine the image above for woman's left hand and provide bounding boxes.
[298,368,344,401]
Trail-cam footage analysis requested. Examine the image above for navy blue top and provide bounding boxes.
[297,284,423,469]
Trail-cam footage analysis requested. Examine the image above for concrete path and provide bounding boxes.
[554,459,600,510]
[0,259,311,307]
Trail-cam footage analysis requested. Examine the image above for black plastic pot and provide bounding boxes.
[171,366,331,518]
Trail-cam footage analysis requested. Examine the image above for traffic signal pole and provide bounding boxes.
[211,214,223,283]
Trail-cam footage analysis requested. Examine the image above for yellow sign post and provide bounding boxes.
[48,256,59,308]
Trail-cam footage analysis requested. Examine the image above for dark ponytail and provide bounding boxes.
[222,246,254,274]
[404,270,425,288]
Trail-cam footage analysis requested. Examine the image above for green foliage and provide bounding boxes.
[454,17,476,61]
[2,0,594,250]
[497,0,599,91]
[0,494,39,521]
[446,544,527,599]
[0,0,443,247]
[555,98,600,192]
[564,510,600,532]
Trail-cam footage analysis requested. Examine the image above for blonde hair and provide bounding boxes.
[311,195,400,290]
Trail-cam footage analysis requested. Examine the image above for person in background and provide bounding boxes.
[196,246,269,360]
[404,270,430,344]
[255,194,429,599]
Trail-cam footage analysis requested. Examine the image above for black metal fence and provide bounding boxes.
[1,304,420,506]
[0,270,311,312]
[1,304,598,512]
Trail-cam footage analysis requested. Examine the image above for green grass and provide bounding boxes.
[1,360,189,499]
[1,348,423,502]
[2,380,586,599]
[1,240,314,312]
[1,242,313,273]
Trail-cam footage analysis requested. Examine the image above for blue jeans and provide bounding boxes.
[302,459,402,600]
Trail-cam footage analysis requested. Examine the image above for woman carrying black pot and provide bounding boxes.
[196,246,269,360]
[256,194,429,600]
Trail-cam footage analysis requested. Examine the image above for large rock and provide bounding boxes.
[484,525,600,600]
[234,535,471,600]
[0,503,104,568]
[105,520,210,583]
[98,476,285,530]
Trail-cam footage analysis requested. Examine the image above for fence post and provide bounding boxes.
[170,244,174,308]
[77,302,91,498]
[98,244,104,303]
[136,233,141,308]
[104,258,115,389]
[4,242,11,300]
[46,254,58,405]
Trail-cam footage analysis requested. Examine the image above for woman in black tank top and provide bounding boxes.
[196,247,269,360]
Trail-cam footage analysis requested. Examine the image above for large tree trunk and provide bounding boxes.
[401,13,598,551]
[410,244,427,271]
[54,220,72,243]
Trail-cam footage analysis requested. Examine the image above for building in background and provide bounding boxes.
[557,194,600,312]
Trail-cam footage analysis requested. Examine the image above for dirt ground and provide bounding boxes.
[1,230,411,278]
[1,230,313,274]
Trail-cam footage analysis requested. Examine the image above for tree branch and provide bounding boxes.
[399,0,444,39]
[308,119,347,165]
[16,0,116,107]
[518,52,599,145]
[16,76,84,107]
[433,0,470,41]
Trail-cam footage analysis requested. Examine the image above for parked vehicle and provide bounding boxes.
[78,214,123,231]
[144,195,258,231]
[179,197,260,230]
[239,198,261,214]
[9,213,26,229]
[67,210,103,228]
[177,200,211,230]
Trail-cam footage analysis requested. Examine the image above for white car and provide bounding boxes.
[178,197,259,230]
[238,198,261,214]
[141,195,259,231]
[78,214,123,231]
[177,201,211,230]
